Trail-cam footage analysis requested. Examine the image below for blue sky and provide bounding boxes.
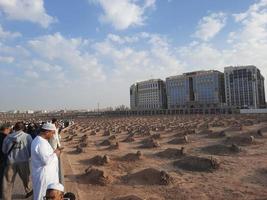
[0,0,266,110]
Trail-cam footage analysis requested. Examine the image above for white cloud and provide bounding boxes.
[194,12,227,41]
[90,0,156,30]
[144,0,156,9]
[93,33,185,92]
[0,24,21,40]
[0,31,184,109]
[0,56,14,63]
[24,70,39,79]
[28,33,106,81]
[232,0,267,43]
[0,0,56,28]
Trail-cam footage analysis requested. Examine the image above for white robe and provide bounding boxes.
[31,136,59,200]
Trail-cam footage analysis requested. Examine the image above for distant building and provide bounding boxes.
[166,70,225,109]
[130,79,167,110]
[224,66,266,109]
[26,110,34,114]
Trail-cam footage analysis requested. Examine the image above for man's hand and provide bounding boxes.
[54,148,62,156]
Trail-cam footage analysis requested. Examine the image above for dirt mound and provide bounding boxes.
[83,167,111,186]
[173,131,187,137]
[260,126,267,132]
[210,121,225,127]
[201,144,241,155]
[108,142,120,150]
[100,139,112,146]
[198,129,213,135]
[224,125,242,132]
[79,141,88,147]
[120,151,142,161]
[64,135,74,142]
[184,129,196,135]
[122,136,135,143]
[242,120,254,126]
[109,135,117,140]
[123,168,172,185]
[140,138,160,148]
[88,155,110,165]
[90,130,96,135]
[81,134,88,140]
[103,130,111,136]
[75,144,86,154]
[256,168,267,186]
[156,147,185,158]
[174,156,220,172]
[168,136,189,144]
[224,135,256,146]
[245,130,266,138]
[206,131,226,138]
[151,133,161,140]
[110,195,143,200]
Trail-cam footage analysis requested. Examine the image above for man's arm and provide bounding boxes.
[2,137,9,154]
[36,143,60,166]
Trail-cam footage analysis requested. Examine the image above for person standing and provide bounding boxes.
[2,122,33,200]
[49,118,64,184]
[31,123,62,200]
[0,123,12,199]
[49,118,61,150]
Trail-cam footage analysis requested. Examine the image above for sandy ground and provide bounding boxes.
[61,115,267,200]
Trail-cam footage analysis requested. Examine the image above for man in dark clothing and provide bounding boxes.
[27,123,38,139]
[2,122,33,200]
[0,123,12,198]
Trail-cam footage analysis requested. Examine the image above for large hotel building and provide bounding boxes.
[166,70,225,109]
[225,66,266,109]
[130,66,266,110]
[130,79,167,110]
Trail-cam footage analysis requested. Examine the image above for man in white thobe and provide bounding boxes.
[31,123,62,200]
[48,118,64,184]
[49,118,61,150]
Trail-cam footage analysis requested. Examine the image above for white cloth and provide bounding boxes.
[49,128,61,150]
[31,136,59,200]
[47,183,64,192]
[42,123,57,131]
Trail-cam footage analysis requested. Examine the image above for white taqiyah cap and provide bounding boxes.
[47,183,64,192]
[42,123,57,131]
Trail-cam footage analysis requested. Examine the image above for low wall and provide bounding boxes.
[240,109,267,114]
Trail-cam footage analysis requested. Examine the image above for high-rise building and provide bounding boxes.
[224,66,266,109]
[130,79,167,110]
[166,70,225,109]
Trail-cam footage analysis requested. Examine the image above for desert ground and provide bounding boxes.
[61,114,267,200]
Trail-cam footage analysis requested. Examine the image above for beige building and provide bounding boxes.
[130,79,167,110]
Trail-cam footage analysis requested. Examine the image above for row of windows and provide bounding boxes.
[138,83,159,90]
[138,104,161,109]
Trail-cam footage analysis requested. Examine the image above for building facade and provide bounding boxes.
[166,70,225,109]
[224,66,266,109]
[130,79,167,110]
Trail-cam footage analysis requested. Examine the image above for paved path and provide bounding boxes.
[13,176,31,200]
[62,152,80,199]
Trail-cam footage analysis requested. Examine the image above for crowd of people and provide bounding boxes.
[0,119,76,200]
